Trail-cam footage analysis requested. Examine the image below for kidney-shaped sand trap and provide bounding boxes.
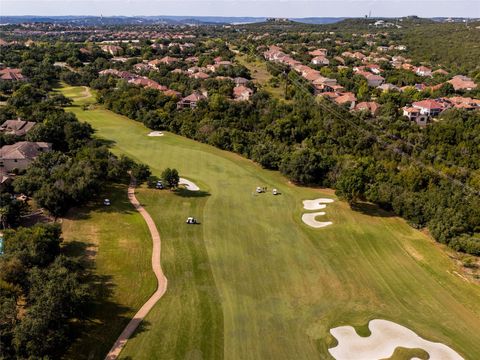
[301,212,333,228]
[303,198,334,210]
[179,177,200,191]
[148,131,164,137]
[328,319,464,360]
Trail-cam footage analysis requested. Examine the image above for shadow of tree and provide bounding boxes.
[93,138,116,148]
[67,260,152,359]
[174,188,211,198]
[351,202,395,218]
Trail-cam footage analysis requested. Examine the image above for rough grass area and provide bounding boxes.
[235,53,288,101]
[62,86,480,359]
[62,183,156,359]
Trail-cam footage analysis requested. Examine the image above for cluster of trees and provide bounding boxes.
[0,49,155,359]
[0,85,147,221]
[0,224,90,358]
[14,147,136,217]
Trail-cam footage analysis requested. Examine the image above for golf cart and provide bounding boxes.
[272,188,278,195]
[256,186,264,193]
[186,217,198,225]
[156,180,164,189]
[104,199,111,206]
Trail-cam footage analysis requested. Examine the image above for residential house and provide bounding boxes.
[177,91,207,109]
[412,99,447,117]
[401,63,415,71]
[357,71,385,87]
[128,77,168,91]
[312,76,338,93]
[187,66,202,74]
[159,56,179,65]
[0,68,26,82]
[190,72,209,80]
[311,56,330,66]
[443,96,480,110]
[448,75,477,91]
[133,63,150,72]
[309,48,328,57]
[354,101,381,116]
[234,77,249,86]
[366,64,382,74]
[377,83,400,92]
[233,85,253,101]
[0,119,36,136]
[415,66,432,77]
[100,45,123,56]
[0,141,52,172]
[352,52,367,61]
[335,92,357,109]
[402,107,428,126]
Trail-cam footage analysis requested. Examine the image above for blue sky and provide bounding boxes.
[1,0,479,18]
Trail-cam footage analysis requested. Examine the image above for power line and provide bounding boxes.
[243,44,480,197]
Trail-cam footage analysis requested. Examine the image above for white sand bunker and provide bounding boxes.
[301,212,333,228]
[303,198,334,210]
[179,178,200,191]
[148,131,164,137]
[328,319,464,360]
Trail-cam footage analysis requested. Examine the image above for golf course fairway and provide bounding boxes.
[61,86,480,360]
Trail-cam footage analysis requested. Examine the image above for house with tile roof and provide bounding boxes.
[177,91,207,109]
[0,142,51,172]
[0,119,36,136]
[448,75,477,91]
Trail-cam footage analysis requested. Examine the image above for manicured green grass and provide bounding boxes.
[62,86,480,359]
[59,83,95,106]
[62,184,156,359]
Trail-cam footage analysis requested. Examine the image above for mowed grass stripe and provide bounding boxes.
[62,86,480,360]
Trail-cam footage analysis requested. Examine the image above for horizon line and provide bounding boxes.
[1,14,478,19]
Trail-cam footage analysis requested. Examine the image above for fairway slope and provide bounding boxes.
[61,86,480,360]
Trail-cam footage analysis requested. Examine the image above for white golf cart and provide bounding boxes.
[186,217,198,224]
[256,186,264,193]
[272,188,278,195]
[104,199,111,206]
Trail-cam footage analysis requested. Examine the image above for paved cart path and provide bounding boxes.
[105,179,167,360]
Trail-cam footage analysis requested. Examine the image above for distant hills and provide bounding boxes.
[0,16,354,26]
[0,15,476,26]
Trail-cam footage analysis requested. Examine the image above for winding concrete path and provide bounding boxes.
[105,179,167,360]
